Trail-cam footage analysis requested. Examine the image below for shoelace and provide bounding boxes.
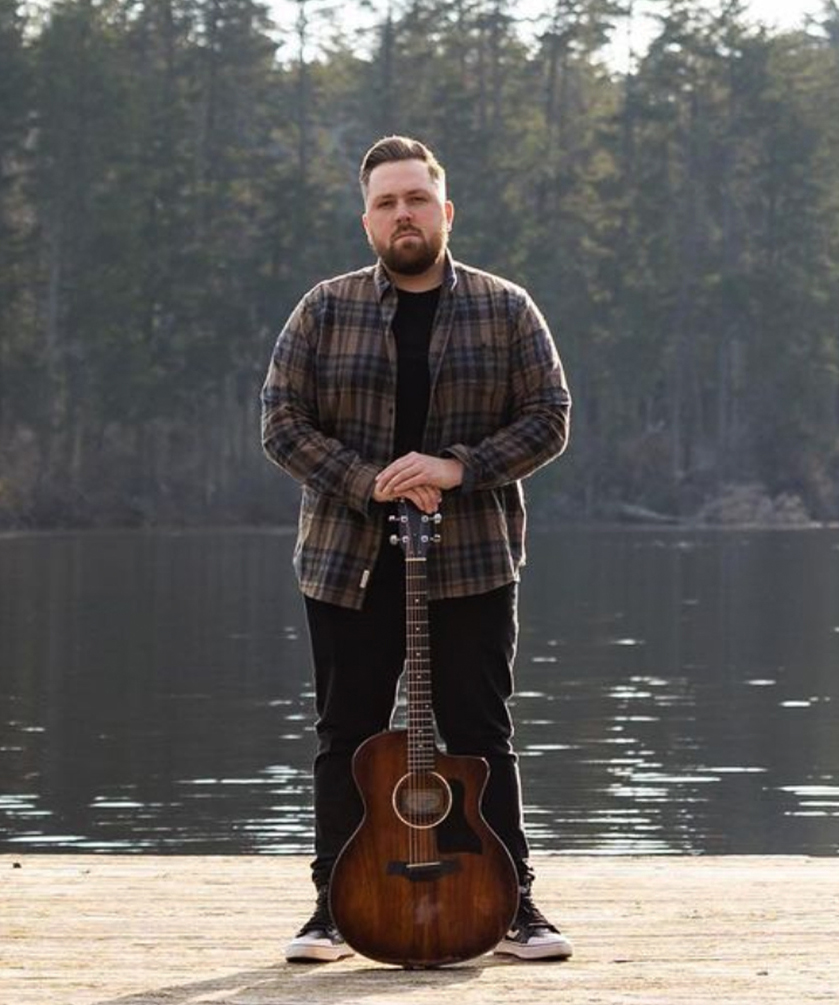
[516,894,556,931]
[299,886,334,934]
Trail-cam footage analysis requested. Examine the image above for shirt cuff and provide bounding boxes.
[441,445,475,494]
[344,457,380,515]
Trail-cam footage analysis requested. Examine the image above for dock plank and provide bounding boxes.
[2,855,838,1004]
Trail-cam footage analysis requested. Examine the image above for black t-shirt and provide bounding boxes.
[391,286,441,457]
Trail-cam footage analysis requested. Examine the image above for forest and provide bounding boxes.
[1,0,838,528]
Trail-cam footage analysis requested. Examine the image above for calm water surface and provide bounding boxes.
[1,526,838,855]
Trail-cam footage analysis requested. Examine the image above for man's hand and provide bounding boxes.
[372,453,464,514]
[373,477,441,514]
[375,453,463,497]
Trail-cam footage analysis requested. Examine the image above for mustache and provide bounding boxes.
[392,227,423,240]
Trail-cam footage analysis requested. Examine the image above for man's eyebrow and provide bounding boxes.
[372,187,431,203]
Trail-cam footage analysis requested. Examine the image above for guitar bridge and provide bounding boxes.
[386,859,462,883]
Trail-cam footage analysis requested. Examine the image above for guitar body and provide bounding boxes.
[329,728,519,968]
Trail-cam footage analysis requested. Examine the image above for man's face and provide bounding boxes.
[362,159,454,277]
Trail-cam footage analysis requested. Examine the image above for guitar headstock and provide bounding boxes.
[390,499,442,559]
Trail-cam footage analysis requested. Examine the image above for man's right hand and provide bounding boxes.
[373,481,441,514]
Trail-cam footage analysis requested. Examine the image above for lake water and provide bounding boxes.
[1,526,838,856]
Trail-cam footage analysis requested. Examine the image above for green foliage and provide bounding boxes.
[0,0,34,436]
[0,0,838,526]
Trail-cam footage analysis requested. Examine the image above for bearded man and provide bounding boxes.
[261,135,573,963]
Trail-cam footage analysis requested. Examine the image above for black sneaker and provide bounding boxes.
[285,885,354,963]
[493,888,573,961]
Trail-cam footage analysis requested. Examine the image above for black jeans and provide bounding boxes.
[303,540,531,890]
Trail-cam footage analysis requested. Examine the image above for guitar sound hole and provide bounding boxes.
[392,771,453,829]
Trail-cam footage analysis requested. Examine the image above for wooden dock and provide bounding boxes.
[2,854,838,1004]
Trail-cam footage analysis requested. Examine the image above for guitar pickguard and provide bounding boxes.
[434,778,484,854]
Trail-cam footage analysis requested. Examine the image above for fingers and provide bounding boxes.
[372,475,440,514]
[375,452,428,498]
[375,452,463,498]
[373,479,439,510]
[401,485,442,514]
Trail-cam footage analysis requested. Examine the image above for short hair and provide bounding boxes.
[359,135,446,198]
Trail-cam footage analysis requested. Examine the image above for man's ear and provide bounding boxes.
[361,212,375,247]
[445,200,455,231]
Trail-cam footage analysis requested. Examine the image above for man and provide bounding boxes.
[261,135,572,963]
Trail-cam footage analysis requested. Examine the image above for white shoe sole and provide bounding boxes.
[493,936,573,960]
[285,939,355,963]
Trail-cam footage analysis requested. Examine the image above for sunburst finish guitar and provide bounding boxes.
[329,500,519,968]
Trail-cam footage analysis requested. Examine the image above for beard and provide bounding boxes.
[373,226,447,276]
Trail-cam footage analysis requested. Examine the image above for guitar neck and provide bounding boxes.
[405,555,435,772]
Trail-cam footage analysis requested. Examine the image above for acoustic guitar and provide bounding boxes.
[329,500,519,968]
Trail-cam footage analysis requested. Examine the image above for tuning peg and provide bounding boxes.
[432,513,442,524]
[389,534,400,546]
[432,534,441,544]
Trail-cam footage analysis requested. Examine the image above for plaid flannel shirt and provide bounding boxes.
[260,251,571,609]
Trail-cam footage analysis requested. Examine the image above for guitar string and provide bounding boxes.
[409,555,422,865]
[416,555,428,863]
[404,513,438,868]
[406,552,431,866]
[406,547,416,867]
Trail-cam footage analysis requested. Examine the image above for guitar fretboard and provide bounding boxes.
[405,556,435,772]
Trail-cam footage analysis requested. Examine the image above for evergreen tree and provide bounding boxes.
[1,0,838,525]
[0,0,33,455]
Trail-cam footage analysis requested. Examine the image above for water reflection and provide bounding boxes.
[1,526,838,855]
